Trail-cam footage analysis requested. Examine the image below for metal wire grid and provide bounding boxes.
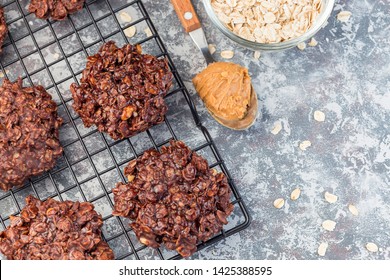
[0,0,251,260]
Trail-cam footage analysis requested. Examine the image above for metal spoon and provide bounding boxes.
[170,0,258,130]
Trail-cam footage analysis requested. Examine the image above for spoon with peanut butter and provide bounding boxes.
[171,0,258,130]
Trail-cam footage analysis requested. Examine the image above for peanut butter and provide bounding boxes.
[192,62,252,121]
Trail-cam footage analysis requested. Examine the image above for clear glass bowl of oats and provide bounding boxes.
[203,0,335,51]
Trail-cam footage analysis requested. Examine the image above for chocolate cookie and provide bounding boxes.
[29,0,85,21]
[0,196,114,260]
[0,79,63,192]
[0,7,7,54]
[112,140,234,258]
[70,41,173,140]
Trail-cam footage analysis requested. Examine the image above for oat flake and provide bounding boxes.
[290,188,301,201]
[314,110,325,122]
[324,191,338,204]
[366,242,378,253]
[273,198,285,209]
[271,121,282,135]
[297,42,306,51]
[254,51,261,60]
[322,220,336,231]
[264,12,276,24]
[221,50,234,59]
[299,140,311,151]
[337,11,352,22]
[120,12,132,23]
[124,26,137,38]
[318,242,328,256]
[144,27,153,37]
[208,44,217,55]
[348,204,359,216]
[308,38,318,47]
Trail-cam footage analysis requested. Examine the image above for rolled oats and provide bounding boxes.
[53,53,60,60]
[211,0,324,43]
[324,191,338,203]
[297,42,306,50]
[273,198,285,209]
[221,50,235,59]
[299,140,312,151]
[337,11,352,22]
[271,121,282,135]
[348,204,359,216]
[314,110,326,121]
[291,188,301,200]
[124,26,137,38]
[366,242,378,253]
[318,242,328,256]
[144,27,153,37]
[209,44,217,55]
[120,11,133,23]
[254,50,261,59]
[308,37,318,47]
[322,220,336,231]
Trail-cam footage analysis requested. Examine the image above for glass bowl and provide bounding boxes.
[203,0,335,51]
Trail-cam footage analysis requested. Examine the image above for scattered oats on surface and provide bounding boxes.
[314,110,326,122]
[221,50,235,59]
[53,53,60,60]
[254,51,261,60]
[208,44,217,55]
[211,0,324,43]
[348,204,359,216]
[0,69,10,78]
[271,121,282,135]
[308,38,318,47]
[324,191,338,204]
[337,11,352,22]
[366,242,379,253]
[290,188,301,201]
[120,11,132,23]
[299,140,311,151]
[297,42,306,50]
[124,26,137,38]
[318,242,328,256]
[144,27,153,37]
[273,198,285,209]
[322,220,336,231]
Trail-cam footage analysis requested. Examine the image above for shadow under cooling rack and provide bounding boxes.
[0,0,251,260]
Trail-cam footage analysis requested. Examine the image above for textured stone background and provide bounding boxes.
[0,0,389,260]
[144,0,390,259]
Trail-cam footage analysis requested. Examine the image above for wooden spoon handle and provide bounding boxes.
[170,0,201,33]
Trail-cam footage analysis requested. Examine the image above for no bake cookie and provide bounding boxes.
[0,79,63,191]
[70,41,173,140]
[113,140,234,258]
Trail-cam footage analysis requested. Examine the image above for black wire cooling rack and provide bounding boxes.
[0,0,251,260]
